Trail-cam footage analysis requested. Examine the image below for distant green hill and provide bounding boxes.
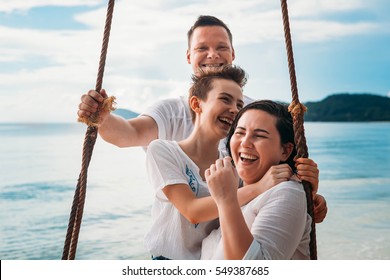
[112,94,390,122]
[113,108,139,119]
[304,93,390,121]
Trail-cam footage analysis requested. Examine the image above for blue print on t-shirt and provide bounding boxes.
[185,165,200,228]
[185,165,199,196]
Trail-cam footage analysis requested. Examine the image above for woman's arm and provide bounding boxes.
[148,141,313,226]
[164,160,295,224]
[212,193,254,259]
[162,184,220,224]
[205,157,254,259]
[163,163,291,224]
[237,163,293,206]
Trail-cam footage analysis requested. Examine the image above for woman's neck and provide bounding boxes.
[179,129,221,180]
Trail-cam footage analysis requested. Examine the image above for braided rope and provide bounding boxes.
[280,0,317,259]
[62,0,116,260]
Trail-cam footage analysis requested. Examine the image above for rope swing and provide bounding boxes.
[62,0,116,260]
[62,0,317,260]
[280,0,317,259]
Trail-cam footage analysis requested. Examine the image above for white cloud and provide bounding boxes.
[0,0,388,122]
[292,21,378,42]
[0,0,101,13]
[290,0,368,16]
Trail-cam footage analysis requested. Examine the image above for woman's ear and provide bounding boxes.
[280,142,294,161]
[189,96,202,113]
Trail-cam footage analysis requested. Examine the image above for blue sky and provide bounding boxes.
[0,0,389,122]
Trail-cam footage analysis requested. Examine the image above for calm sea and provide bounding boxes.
[1,122,389,260]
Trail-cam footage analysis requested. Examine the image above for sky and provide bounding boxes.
[0,0,389,123]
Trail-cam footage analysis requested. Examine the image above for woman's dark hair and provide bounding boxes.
[226,100,297,171]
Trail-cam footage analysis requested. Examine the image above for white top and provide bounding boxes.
[201,180,312,260]
[141,96,194,142]
[144,139,222,259]
[141,95,254,152]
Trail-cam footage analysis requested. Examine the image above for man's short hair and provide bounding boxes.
[187,15,233,48]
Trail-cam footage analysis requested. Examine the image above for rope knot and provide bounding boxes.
[288,101,307,117]
[78,96,116,127]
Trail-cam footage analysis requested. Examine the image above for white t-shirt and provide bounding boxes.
[141,95,254,152]
[200,180,312,260]
[144,139,221,259]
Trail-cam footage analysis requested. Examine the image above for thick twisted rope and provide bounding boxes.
[62,0,116,260]
[280,0,317,259]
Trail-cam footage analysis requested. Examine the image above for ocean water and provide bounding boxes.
[0,122,389,260]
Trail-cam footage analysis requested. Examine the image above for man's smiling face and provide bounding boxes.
[186,26,235,76]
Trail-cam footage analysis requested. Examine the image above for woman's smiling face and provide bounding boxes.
[229,109,288,185]
[197,78,243,139]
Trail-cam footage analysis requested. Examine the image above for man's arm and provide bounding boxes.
[295,158,328,223]
[99,114,158,147]
[78,89,158,147]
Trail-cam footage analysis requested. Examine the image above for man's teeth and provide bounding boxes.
[202,64,223,67]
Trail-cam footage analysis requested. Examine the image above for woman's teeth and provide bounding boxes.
[239,152,258,162]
